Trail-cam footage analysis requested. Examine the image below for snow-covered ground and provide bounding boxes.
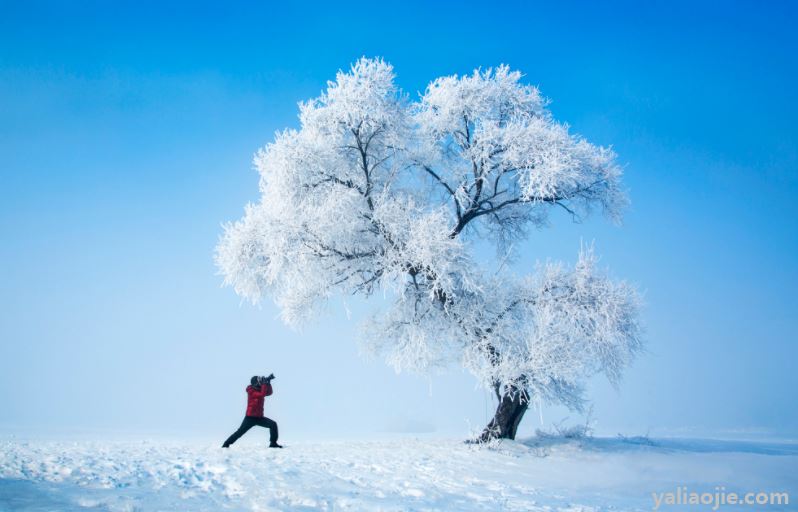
[1,435,796,511]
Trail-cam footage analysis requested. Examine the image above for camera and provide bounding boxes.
[259,374,275,385]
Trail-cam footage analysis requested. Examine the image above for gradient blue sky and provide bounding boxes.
[1,1,796,441]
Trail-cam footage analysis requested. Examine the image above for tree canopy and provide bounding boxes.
[216,58,642,416]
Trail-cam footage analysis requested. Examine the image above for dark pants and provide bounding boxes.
[224,416,279,446]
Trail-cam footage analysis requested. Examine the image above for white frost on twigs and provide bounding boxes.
[216,57,642,410]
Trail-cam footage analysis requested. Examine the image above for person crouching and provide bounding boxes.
[222,374,282,448]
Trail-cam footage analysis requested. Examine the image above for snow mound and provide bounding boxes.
[1,437,796,511]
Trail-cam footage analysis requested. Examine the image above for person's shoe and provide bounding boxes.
[269,442,283,448]
[222,443,230,448]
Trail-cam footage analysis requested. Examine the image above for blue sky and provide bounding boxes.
[1,1,796,440]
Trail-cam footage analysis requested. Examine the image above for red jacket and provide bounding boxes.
[245,384,273,417]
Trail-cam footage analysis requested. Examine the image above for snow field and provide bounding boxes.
[1,436,797,511]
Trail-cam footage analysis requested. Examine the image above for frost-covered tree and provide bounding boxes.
[216,58,642,441]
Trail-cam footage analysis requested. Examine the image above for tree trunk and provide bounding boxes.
[477,390,528,442]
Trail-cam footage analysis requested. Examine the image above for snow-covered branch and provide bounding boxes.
[216,58,642,418]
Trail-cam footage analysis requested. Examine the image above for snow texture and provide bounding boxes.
[2,436,796,511]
